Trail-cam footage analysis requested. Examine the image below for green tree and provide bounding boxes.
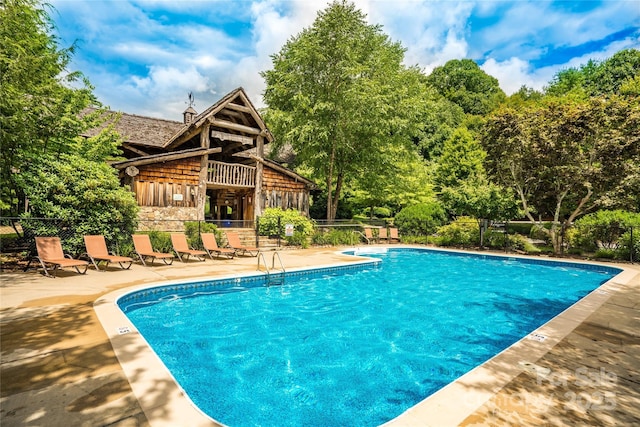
[16,153,139,254]
[352,142,435,219]
[415,90,466,161]
[434,128,485,189]
[0,0,100,214]
[546,49,640,97]
[482,96,640,254]
[505,85,544,108]
[435,128,518,244]
[262,0,430,220]
[426,59,506,116]
[394,201,446,236]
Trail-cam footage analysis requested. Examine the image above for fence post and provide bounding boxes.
[631,226,635,263]
[277,216,282,248]
[255,216,260,248]
[504,221,509,253]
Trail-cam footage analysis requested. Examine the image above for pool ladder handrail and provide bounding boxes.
[257,251,286,286]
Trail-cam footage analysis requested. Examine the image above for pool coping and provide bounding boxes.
[93,246,635,427]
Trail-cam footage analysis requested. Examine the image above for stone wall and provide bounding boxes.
[136,206,200,231]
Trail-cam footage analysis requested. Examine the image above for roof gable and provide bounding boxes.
[164,87,273,152]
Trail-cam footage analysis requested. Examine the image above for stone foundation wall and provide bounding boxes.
[136,206,200,231]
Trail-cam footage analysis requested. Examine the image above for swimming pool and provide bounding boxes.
[117,248,620,426]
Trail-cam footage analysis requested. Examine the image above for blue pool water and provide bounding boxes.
[119,248,619,427]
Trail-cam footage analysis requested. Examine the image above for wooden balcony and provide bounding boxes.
[207,160,255,188]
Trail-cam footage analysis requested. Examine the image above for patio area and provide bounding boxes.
[1,246,638,426]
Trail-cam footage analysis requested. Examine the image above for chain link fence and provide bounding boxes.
[1,217,637,267]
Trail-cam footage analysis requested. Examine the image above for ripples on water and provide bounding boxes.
[123,249,615,427]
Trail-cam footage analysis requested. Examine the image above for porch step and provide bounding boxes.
[219,228,280,250]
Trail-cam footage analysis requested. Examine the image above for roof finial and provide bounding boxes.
[183,92,197,124]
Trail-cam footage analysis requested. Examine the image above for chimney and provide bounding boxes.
[183,106,197,124]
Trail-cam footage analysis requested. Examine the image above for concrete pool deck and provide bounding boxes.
[1,245,639,426]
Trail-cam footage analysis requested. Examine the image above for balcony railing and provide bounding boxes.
[207,160,256,187]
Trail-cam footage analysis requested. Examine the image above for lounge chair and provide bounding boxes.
[389,227,400,243]
[201,233,235,259]
[224,231,259,257]
[29,236,89,277]
[132,234,175,266]
[378,227,388,242]
[84,235,133,270]
[363,227,374,244]
[171,233,206,262]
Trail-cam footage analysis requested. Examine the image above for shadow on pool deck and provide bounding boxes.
[1,246,639,427]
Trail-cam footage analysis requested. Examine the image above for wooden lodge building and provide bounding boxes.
[96,88,315,229]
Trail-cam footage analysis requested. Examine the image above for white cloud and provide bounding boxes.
[481,57,542,94]
[50,0,640,119]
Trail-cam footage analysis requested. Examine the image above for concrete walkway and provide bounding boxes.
[1,246,638,426]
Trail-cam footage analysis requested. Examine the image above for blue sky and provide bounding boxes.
[49,0,639,120]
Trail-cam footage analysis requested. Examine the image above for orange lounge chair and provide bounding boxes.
[29,236,89,277]
[389,227,400,243]
[84,235,133,270]
[132,234,175,266]
[171,233,206,262]
[378,227,388,242]
[363,227,374,244]
[224,231,259,257]
[201,233,235,259]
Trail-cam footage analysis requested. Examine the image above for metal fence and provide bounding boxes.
[1,217,637,264]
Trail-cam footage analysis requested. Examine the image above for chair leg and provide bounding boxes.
[35,258,55,277]
[88,256,103,271]
[118,260,133,269]
[74,264,88,275]
[138,253,147,266]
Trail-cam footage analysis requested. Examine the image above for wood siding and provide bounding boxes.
[261,167,310,214]
[134,158,199,207]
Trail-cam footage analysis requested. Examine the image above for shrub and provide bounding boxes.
[394,202,446,236]
[507,222,533,236]
[146,230,172,253]
[311,229,360,246]
[17,153,139,255]
[508,233,541,253]
[184,221,219,249]
[594,248,616,259]
[483,229,508,249]
[570,210,640,254]
[433,217,479,247]
[529,224,550,242]
[258,208,314,243]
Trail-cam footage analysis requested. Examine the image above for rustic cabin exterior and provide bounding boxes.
[96,88,314,229]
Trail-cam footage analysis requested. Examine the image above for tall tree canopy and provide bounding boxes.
[0,0,99,214]
[545,48,640,97]
[262,0,430,220]
[1,0,138,245]
[482,96,640,253]
[426,59,506,116]
[435,128,517,243]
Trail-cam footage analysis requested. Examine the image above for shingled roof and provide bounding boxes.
[83,109,185,148]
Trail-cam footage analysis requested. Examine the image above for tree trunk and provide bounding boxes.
[549,224,563,255]
[330,172,343,221]
[326,144,336,221]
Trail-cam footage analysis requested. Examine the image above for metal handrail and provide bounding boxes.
[271,251,285,273]
[257,251,285,286]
